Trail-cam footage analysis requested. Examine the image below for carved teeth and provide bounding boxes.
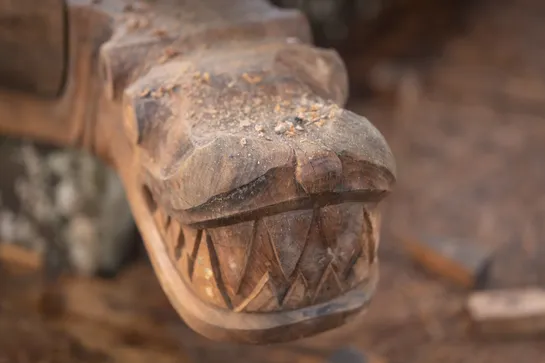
[282,272,309,309]
[207,221,255,296]
[234,272,279,313]
[151,202,379,313]
[263,210,313,280]
[313,262,343,304]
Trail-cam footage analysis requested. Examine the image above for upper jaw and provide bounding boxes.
[137,104,396,226]
[139,108,396,226]
[125,42,396,225]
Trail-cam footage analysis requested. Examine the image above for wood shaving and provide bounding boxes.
[242,73,262,84]
[158,47,179,64]
[152,28,168,38]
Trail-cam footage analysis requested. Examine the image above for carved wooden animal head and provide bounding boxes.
[122,39,395,342]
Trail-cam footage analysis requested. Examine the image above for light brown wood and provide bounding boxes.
[0,0,396,344]
[401,236,493,289]
[0,243,42,270]
[466,288,545,337]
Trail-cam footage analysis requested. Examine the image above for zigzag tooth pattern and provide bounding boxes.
[205,233,233,309]
[234,272,279,312]
[151,201,378,312]
[263,210,313,280]
[187,229,203,281]
[207,220,255,299]
[321,203,364,275]
[295,219,330,290]
[282,272,309,309]
[237,218,287,299]
[188,231,231,309]
[313,262,343,304]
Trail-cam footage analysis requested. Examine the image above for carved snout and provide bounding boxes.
[295,147,343,194]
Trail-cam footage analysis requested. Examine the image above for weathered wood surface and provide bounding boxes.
[0,0,396,344]
[3,0,545,360]
[0,0,66,97]
[467,288,545,337]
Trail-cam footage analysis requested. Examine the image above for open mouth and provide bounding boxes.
[124,42,396,342]
[185,188,389,229]
[138,181,382,343]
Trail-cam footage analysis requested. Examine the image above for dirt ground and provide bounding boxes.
[2,0,545,362]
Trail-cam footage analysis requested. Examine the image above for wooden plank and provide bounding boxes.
[0,0,66,97]
[466,288,545,337]
[0,242,42,270]
[401,236,493,288]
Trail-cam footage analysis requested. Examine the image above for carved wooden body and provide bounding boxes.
[0,0,396,344]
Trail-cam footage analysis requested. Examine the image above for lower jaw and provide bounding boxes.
[156,244,378,344]
[134,183,380,344]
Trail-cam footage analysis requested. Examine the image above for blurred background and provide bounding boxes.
[2,0,545,362]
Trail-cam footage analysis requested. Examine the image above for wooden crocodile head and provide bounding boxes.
[121,40,396,343]
[0,0,396,345]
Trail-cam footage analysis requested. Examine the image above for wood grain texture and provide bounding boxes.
[0,0,396,344]
[153,203,381,312]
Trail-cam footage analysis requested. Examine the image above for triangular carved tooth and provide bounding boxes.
[363,208,380,264]
[234,272,280,312]
[167,220,184,260]
[320,204,364,274]
[205,233,233,309]
[187,231,232,309]
[263,210,313,279]
[313,262,343,304]
[207,221,255,297]
[187,229,203,281]
[282,272,309,309]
